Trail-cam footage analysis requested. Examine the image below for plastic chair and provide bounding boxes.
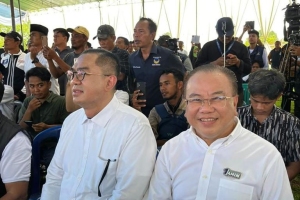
[242,83,250,106]
[29,126,61,199]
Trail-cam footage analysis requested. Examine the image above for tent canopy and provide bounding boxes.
[0,0,100,11]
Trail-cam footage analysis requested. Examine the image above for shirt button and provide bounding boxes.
[202,175,208,179]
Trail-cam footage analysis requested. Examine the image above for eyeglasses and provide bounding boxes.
[67,70,111,81]
[185,96,232,108]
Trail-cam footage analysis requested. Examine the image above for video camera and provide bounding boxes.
[166,38,178,53]
[284,0,300,44]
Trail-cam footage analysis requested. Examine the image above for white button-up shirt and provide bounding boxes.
[146,117,293,200]
[24,51,60,95]
[41,95,157,200]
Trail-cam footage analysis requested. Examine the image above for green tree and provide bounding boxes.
[0,21,31,50]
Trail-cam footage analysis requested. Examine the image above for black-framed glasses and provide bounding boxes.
[185,96,232,108]
[67,70,111,81]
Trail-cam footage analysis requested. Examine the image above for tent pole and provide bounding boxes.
[142,0,145,17]
[10,0,16,31]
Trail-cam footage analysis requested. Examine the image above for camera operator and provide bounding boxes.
[157,35,193,72]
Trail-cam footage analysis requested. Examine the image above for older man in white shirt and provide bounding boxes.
[41,49,156,199]
[146,64,293,200]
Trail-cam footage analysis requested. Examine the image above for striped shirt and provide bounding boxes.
[238,105,300,164]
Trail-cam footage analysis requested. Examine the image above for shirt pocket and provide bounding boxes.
[97,158,118,197]
[216,179,254,200]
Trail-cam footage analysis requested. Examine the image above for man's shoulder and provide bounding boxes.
[274,106,300,123]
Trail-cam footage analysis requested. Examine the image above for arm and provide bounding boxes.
[111,121,156,199]
[19,98,41,129]
[43,46,66,78]
[261,154,293,199]
[237,25,249,43]
[262,49,269,69]
[238,45,252,75]
[65,81,80,112]
[1,132,31,200]
[286,161,300,181]
[146,143,172,199]
[183,57,193,72]
[148,108,159,139]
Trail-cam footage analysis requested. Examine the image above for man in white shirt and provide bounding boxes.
[24,24,59,96]
[0,81,32,199]
[146,64,293,200]
[178,40,188,55]
[41,49,156,199]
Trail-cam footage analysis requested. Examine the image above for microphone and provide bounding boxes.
[222,22,227,34]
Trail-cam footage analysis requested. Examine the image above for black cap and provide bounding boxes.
[248,29,259,37]
[0,31,23,43]
[30,24,48,35]
[93,25,115,40]
[216,17,234,37]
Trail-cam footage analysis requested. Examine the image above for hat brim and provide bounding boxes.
[0,32,6,37]
[66,28,75,33]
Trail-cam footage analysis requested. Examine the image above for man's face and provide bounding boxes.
[275,42,281,48]
[127,43,133,52]
[71,32,87,49]
[71,54,113,109]
[133,20,155,48]
[184,71,238,144]
[250,95,277,117]
[29,31,42,47]
[28,76,51,99]
[159,73,181,101]
[116,38,128,50]
[98,35,115,51]
[248,33,258,44]
[251,63,260,73]
[178,41,183,49]
[53,31,67,46]
[4,36,19,51]
[218,35,233,44]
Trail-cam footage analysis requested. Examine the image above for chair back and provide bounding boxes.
[30,126,61,195]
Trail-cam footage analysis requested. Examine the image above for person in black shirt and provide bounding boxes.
[195,17,251,106]
[238,69,300,181]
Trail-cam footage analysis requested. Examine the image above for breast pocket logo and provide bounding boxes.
[152,57,161,66]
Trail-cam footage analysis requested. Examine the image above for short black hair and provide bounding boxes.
[117,37,129,46]
[25,67,51,82]
[138,17,157,33]
[82,49,120,77]
[160,68,184,83]
[53,28,70,42]
[183,64,238,97]
[248,69,285,100]
[0,81,4,102]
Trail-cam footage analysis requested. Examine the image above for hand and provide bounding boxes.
[131,90,146,111]
[32,122,47,132]
[225,54,240,67]
[243,25,251,33]
[43,46,58,60]
[212,57,225,67]
[30,46,40,60]
[27,98,42,112]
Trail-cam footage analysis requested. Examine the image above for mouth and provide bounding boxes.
[72,88,83,96]
[199,118,217,122]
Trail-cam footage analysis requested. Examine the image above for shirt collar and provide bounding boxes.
[137,43,158,57]
[190,116,241,149]
[80,95,119,127]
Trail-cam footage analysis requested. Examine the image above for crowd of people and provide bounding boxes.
[0,16,299,199]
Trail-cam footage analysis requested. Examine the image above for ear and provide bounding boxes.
[177,81,184,90]
[104,75,118,92]
[112,35,116,41]
[233,95,239,109]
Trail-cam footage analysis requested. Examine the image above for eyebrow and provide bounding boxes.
[187,91,225,98]
[76,67,89,71]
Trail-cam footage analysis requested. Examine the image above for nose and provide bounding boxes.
[199,100,214,113]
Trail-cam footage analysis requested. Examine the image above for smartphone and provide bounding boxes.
[42,36,48,47]
[245,21,255,29]
[24,121,33,127]
[136,82,146,101]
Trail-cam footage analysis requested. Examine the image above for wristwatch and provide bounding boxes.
[32,57,39,64]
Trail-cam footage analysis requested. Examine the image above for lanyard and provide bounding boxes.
[216,40,235,56]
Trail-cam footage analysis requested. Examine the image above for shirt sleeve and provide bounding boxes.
[146,144,172,199]
[115,90,129,105]
[110,120,157,199]
[260,152,293,199]
[41,124,67,199]
[1,132,31,183]
[148,108,159,139]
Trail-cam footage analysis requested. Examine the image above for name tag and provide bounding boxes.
[223,168,242,179]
